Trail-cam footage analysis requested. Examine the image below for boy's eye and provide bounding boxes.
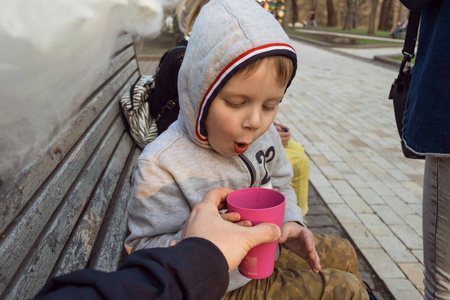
[225,100,245,109]
[263,100,281,111]
[263,106,276,111]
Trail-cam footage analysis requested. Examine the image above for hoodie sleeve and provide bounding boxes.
[267,126,305,226]
[35,238,229,300]
[125,156,192,253]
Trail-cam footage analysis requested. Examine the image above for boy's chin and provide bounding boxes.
[209,143,248,157]
[219,149,243,157]
[223,151,242,158]
[210,146,238,157]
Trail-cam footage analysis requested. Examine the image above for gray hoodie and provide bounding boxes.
[125,0,303,292]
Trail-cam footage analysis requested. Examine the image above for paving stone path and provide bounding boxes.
[307,183,395,300]
[277,38,425,300]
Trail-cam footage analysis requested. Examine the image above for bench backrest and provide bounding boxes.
[0,33,140,300]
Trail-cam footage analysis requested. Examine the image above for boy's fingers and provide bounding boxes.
[308,249,321,272]
[220,212,241,222]
[235,220,252,227]
[305,255,320,273]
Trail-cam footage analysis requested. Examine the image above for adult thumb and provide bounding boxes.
[246,223,281,248]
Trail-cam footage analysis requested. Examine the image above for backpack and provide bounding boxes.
[120,42,187,149]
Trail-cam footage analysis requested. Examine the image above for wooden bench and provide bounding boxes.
[0,33,142,299]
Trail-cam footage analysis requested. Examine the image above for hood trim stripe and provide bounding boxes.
[195,43,296,142]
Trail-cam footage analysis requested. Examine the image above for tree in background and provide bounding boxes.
[378,0,395,30]
[291,0,299,25]
[394,1,408,28]
[342,0,354,29]
[283,0,395,32]
[308,0,318,11]
[283,0,292,29]
[367,0,378,34]
[326,0,338,26]
[352,0,365,28]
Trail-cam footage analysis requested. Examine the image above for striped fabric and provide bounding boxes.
[119,75,158,149]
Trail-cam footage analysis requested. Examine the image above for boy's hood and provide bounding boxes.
[177,0,297,147]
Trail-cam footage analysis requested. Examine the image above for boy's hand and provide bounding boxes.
[273,122,291,147]
[278,131,291,147]
[279,221,321,273]
[182,188,281,273]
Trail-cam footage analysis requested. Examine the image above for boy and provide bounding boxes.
[126,0,368,298]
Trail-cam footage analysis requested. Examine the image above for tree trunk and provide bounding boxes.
[352,0,358,28]
[292,0,298,26]
[336,0,341,26]
[283,0,292,29]
[385,0,395,30]
[396,2,408,25]
[367,0,378,34]
[378,0,395,31]
[342,0,354,30]
[326,0,338,26]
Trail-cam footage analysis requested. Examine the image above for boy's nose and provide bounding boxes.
[243,108,261,130]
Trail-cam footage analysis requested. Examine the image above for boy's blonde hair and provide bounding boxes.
[176,0,210,37]
[236,56,294,88]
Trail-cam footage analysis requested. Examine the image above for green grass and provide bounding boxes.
[286,28,401,46]
[300,26,398,39]
[389,55,416,64]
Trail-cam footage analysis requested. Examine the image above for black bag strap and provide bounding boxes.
[402,11,421,62]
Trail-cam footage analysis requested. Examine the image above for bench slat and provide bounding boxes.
[51,133,134,276]
[3,118,126,299]
[88,45,136,105]
[0,70,138,295]
[88,148,140,272]
[114,34,134,55]
[0,56,138,235]
[0,33,143,300]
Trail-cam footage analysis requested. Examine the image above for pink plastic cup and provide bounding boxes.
[226,188,285,279]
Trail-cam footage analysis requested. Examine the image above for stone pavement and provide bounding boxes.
[276,38,425,299]
[306,182,395,300]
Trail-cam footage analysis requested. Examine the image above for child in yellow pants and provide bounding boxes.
[274,122,309,215]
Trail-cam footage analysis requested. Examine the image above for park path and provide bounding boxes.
[277,38,425,299]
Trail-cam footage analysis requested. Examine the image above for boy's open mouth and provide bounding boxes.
[234,142,248,154]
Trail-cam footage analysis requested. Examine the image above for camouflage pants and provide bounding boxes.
[222,233,369,300]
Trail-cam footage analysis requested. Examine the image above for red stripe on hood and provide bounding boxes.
[195,43,296,142]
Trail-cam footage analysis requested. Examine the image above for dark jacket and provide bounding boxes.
[34,238,228,300]
[400,0,450,155]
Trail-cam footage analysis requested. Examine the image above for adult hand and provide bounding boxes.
[279,221,321,273]
[273,122,291,147]
[182,188,282,273]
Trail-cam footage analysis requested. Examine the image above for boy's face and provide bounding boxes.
[205,59,287,157]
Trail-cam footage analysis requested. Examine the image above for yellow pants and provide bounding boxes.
[284,140,309,215]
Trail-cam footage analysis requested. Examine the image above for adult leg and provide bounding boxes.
[423,156,450,299]
[392,27,399,38]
